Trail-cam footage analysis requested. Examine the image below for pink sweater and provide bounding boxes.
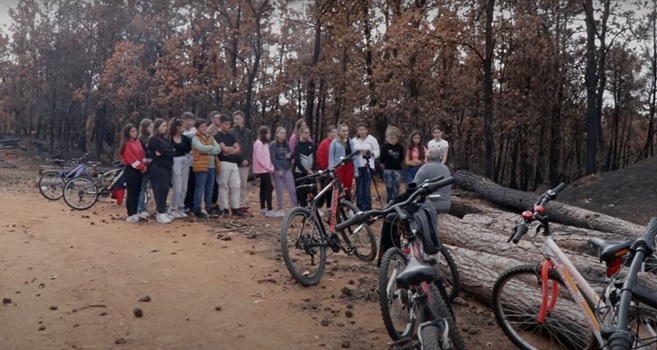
[252,139,275,174]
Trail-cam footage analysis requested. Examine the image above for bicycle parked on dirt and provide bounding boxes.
[38,153,95,200]
[491,182,657,350]
[63,164,126,210]
[280,151,377,287]
[337,175,465,350]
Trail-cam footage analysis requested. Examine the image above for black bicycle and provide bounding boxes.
[280,151,377,287]
[337,176,465,350]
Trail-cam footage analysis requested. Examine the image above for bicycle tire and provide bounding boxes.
[379,247,415,340]
[63,177,99,210]
[492,264,597,350]
[338,199,377,262]
[280,207,327,286]
[436,246,461,303]
[427,284,466,350]
[419,326,441,350]
[38,171,65,200]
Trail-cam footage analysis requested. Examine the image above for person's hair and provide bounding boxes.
[150,118,167,139]
[119,123,136,155]
[194,118,207,130]
[357,122,368,130]
[432,125,442,133]
[407,130,426,160]
[232,110,245,119]
[169,118,183,138]
[208,111,221,122]
[385,126,401,143]
[426,147,442,162]
[293,118,305,136]
[139,118,153,140]
[258,126,270,143]
[181,111,195,120]
[299,126,310,140]
[219,114,231,124]
[337,123,349,140]
[326,125,337,135]
[275,126,287,142]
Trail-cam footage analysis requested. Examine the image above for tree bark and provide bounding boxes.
[453,170,646,236]
[583,0,598,175]
[483,0,495,179]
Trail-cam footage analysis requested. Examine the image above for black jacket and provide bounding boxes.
[148,136,177,169]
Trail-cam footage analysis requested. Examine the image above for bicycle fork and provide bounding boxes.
[537,259,560,323]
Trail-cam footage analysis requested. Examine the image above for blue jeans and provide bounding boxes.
[356,167,372,211]
[194,169,216,213]
[383,170,402,203]
[405,166,421,185]
[137,173,150,213]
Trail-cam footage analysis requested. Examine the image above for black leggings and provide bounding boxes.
[316,175,332,209]
[150,164,172,214]
[258,173,273,211]
[124,166,143,216]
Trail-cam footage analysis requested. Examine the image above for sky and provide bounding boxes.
[0,0,18,31]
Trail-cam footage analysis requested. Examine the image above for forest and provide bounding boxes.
[0,0,656,189]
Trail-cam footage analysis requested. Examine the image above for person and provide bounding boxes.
[405,130,426,186]
[182,112,197,212]
[137,118,153,219]
[379,126,404,203]
[119,124,148,223]
[148,118,177,224]
[169,118,192,219]
[329,124,356,201]
[288,118,312,154]
[352,123,380,211]
[214,114,248,218]
[270,127,297,217]
[427,126,449,164]
[252,126,275,217]
[191,119,222,219]
[207,111,222,209]
[294,126,317,208]
[230,110,254,216]
[316,125,336,210]
[413,148,452,213]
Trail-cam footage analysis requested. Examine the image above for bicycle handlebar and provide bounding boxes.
[509,182,566,244]
[294,151,360,184]
[334,176,454,231]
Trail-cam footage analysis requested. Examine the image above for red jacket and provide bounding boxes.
[121,139,147,171]
[317,137,332,170]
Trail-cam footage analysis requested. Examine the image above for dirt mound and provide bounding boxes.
[559,157,657,225]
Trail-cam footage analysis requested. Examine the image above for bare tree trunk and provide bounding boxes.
[483,0,496,179]
[583,0,598,175]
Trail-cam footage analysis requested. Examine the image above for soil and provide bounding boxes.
[559,157,657,225]
[0,150,511,350]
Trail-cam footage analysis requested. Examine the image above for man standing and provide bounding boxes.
[207,111,222,209]
[181,111,197,212]
[214,114,249,218]
[230,110,254,217]
[352,123,380,211]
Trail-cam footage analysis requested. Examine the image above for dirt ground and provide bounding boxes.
[0,155,512,350]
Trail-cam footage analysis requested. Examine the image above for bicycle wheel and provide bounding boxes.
[436,246,461,302]
[379,247,415,340]
[280,207,327,286]
[425,284,466,350]
[338,199,377,262]
[63,177,99,210]
[492,264,597,350]
[38,171,65,200]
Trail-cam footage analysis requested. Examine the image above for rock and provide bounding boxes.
[49,305,58,310]
[461,325,480,335]
[115,338,127,345]
[138,296,151,302]
[320,319,329,327]
[215,306,222,311]
[2,298,11,304]
[133,308,143,318]
[345,310,353,318]
[341,341,351,348]
[348,279,355,285]
[100,312,108,316]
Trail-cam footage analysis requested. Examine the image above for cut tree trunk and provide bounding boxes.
[453,170,645,237]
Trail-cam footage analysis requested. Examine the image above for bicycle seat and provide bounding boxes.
[396,256,437,288]
[588,238,632,263]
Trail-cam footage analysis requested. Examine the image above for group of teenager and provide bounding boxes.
[118,110,450,224]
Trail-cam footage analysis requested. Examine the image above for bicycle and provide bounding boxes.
[337,175,465,350]
[62,164,126,210]
[491,182,657,350]
[280,151,377,287]
[38,153,95,200]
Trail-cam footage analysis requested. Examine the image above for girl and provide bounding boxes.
[329,124,356,200]
[191,119,222,219]
[252,126,275,216]
[288,118,312,154]
[270,127,298,217]
[137,118,153,218]
[293,126,317,208]
[148,118,177,224]
[405,130,426,185]
[169,118,192,219]
[119,124,148,223]
[379,126,404,202]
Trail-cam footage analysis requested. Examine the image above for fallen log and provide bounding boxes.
[453,170,646,237]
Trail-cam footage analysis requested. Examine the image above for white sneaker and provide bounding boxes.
[156,213,172,224]
[176,210,188,219]
[261,209,269,216]
[267,210,285,218]
[138,211,150,219]
[125,215,139,223]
